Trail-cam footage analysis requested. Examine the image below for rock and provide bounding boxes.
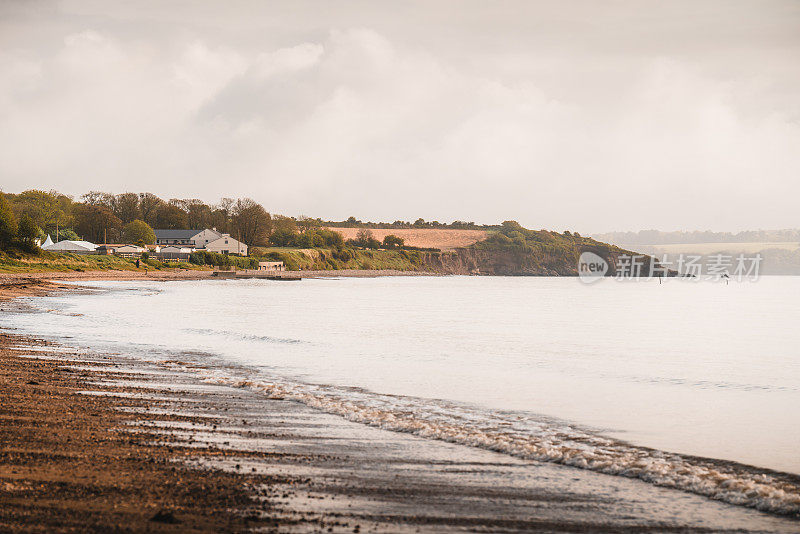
[150,510,181,524]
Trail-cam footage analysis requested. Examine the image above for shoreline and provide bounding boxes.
[2,282,800,532]
[0,268,442,285]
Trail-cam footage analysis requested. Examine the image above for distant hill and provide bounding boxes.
[593,229,800,246]
[592,229,800,275]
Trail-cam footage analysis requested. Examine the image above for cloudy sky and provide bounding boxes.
[1,1,798,232]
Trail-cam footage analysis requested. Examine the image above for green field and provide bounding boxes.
[0,250,209,274]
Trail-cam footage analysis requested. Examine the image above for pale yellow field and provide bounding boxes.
[327,227,488,250]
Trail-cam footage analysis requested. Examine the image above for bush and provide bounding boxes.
[123,219,156,245]
[189,250,257,269]
[382,234,404,249]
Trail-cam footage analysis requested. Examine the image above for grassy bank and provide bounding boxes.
[0,250,210,273]
[252,246,441,271]
[0,247,438,274]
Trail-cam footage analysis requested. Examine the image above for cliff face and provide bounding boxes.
[421,246,658,277]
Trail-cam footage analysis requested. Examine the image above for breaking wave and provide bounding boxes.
[191,366,800,518]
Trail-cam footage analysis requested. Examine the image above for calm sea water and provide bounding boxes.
[5,276,800,514]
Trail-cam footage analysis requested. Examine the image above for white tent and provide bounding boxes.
[42,235,54,247]
[42,240,98,254]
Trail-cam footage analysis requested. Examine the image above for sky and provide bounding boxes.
[1,1,798,233]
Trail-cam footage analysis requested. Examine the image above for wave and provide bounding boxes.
[192,367,800,518]
[183,327,304,345]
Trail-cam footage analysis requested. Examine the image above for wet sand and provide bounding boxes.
[0,268,439,287]
[2,281,800,532]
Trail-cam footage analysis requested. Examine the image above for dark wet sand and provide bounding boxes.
[2,334,800,532]
[1,280,800,532]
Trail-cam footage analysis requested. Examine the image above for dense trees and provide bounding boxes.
[0,195,18,247]
[16,215,39,246]
[1,188,481,255]
[74,204,122,243]
[231,198,271,246]
[0,190,282,251]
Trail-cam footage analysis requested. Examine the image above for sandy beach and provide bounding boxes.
[1,277,800,533]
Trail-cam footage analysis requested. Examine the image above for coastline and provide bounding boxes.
[2,279,800,532]
[0,268,441,286]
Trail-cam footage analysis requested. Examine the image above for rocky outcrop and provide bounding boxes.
[420,246,665,277]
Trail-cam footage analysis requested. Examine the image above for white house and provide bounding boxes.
[191,228,224,248]
[153,228,222,248]
[42,240,98,254]
[205,234,247,255]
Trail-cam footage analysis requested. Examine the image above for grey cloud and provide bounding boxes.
[1,1,798,232]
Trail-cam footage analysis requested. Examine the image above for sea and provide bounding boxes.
[5,275,800,516]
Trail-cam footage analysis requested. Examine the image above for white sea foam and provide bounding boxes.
[191,367,800,517]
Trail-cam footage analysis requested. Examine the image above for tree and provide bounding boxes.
[501,220,525,233]
[74,204,122,243]
[382,234,404,249]
[231,198,271,246]
[81,191,114,208]
[17,214,40,248]
[123,220,156,245]
[174,199,212,229]
[138,192,164,226]
[111,192,141,223]
[209,198,234,233]
[59,228,80,241]
[153,203,188,229]
[269,216,299,246]
[0,194,18,248]
[12,190,72,237]
[354,228,380,248]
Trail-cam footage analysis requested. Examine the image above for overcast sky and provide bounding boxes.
[1,1,798,233]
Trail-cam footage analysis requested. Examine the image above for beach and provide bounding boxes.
[1,274,800,533]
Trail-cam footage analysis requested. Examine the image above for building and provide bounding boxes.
[205,234,248,255]
[42,240,98,254]
[258,261,285,271]
[156,245,193,262]
[153,228,222,248]
[96,244,146,258]
[153,228,248,255]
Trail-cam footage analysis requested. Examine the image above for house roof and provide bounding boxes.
[42,240,97,251]
[153,229,202,240]
[206,235,245,246]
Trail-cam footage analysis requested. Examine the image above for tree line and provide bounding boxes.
[0,188,491,253]
[0,190,272,247]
